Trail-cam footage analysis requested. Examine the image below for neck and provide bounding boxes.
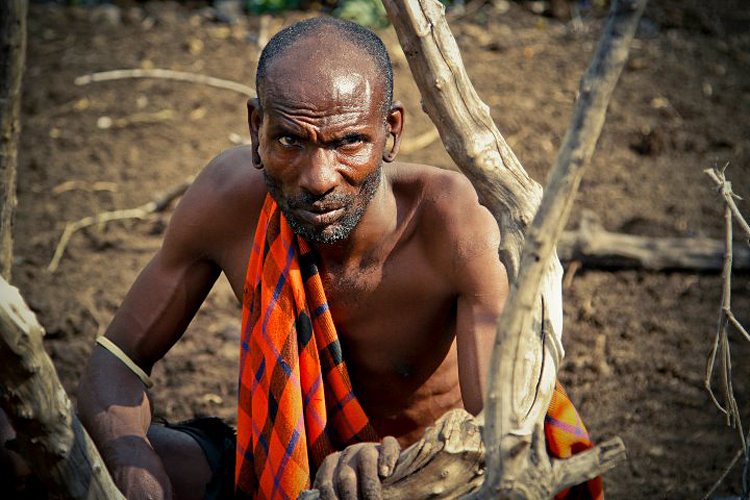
[311,174,395,268]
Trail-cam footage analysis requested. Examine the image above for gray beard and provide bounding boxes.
[264,166,382,244]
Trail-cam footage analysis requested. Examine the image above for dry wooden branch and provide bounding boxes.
[52,180,119,195]
[0,0,27,279]
[305,1,640,499]
[703,164,750,495]
[558,210,750,271]
[702,447,744,500]
[47,176,194,273]
[384,0,565,454]
[74,68,256,98]
[477,1,645,496]
[0,276,124,499]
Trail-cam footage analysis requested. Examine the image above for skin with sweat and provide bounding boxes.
[76,31,508,500]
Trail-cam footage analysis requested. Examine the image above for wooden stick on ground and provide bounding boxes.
[75,68,256,98]
[0,277,124,499]
[47,175,194,273]
[558,209,750,271]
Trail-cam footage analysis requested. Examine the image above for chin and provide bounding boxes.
[289,218,354,244]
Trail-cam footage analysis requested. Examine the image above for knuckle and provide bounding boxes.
[319,484,336,500]
[337,466,356,485]
[335,468,358,500]
[361,475,382,497]
[361,445,378,462]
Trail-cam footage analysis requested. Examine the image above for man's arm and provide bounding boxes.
[77,150,261,499]
[426,171,509,414]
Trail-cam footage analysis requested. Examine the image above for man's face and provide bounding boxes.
[253,42,390,244]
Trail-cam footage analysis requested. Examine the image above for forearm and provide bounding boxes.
[77,348,173,499]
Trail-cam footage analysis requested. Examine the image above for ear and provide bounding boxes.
[247,98,263,168]
[383,101,405,163]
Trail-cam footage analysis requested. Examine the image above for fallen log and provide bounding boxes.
[559,210,750,271]
[0,277,124,499]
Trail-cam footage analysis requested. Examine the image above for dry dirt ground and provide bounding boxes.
[10,0,750,498]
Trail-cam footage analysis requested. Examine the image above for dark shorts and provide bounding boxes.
[164,417,237,500]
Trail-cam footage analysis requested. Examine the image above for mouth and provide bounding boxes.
[295,206,346,225]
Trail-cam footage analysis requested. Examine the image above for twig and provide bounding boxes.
[702,448,743,500]
[74,69,256,98]
[704,165,749,427]
[47,176,194,273]
[52,180,118,195]
[706,164,750,242]
[703,164,750,496]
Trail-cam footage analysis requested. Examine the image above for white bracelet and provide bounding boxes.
[95,336,154,389]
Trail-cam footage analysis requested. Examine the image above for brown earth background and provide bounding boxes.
[10,0,750,498]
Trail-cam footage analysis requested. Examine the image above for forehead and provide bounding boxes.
[262,35,383,118]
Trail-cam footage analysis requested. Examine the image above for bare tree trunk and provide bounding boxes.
[0,277,125,499]
[0,0,27,280]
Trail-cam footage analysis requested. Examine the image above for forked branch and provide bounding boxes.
[478,0,645,495]
[702,164,750,496]
[307,1,642,499]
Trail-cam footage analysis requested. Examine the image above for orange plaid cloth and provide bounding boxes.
[236,195,378,499]
[547,381,603,500]
[236,195,601,499]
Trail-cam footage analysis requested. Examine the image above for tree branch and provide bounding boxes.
[0,277,124,499]
[47,175,194,273]
[75,68,256,98]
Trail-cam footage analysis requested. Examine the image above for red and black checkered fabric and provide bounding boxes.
[236,195,378,499]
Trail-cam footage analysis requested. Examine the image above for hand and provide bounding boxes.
[103,436,173,500]
[313,436,401,500]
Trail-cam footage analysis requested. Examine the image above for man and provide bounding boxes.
[77,17,595,500]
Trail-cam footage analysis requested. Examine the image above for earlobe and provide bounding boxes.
[383,101,405,163]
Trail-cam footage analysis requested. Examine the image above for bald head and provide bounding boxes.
[255,17,394,116]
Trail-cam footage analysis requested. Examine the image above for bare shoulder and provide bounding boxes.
[389,162,500,248]
[161,146,267,264]
[388,162,503,288]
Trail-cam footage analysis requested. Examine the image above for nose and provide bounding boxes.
[298,147,338,197]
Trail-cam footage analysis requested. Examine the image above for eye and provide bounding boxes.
[278,135,299,147]
[337,135,365,149]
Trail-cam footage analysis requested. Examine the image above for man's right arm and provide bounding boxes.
[77,149,261,498]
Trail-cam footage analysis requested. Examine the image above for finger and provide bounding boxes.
[378,436,400,478]
[334,463,358,500]
[357,445,382,500]
[314,453,340,500]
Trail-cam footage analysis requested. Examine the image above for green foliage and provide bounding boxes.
[245,0,302,14]
[244,0,391,27]
[333,0,389,29]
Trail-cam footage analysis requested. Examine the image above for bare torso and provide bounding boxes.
[202,147,502,446]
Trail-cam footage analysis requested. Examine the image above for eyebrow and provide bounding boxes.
[272,126,370,147]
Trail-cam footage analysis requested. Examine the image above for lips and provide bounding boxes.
[295,206,346,225]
